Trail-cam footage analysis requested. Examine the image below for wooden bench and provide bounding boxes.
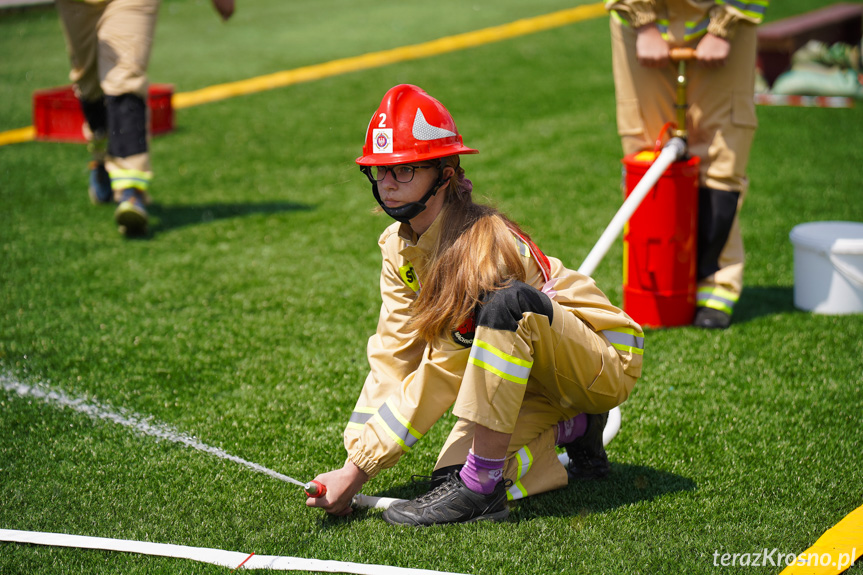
[757,3,863,86]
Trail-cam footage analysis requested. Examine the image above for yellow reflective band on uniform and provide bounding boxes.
[602,327,645,356]
[697,286,738,315]
[683,18,709,41]
[514,446,533,478]
[373,398,423,451]
[507,446,533,501]
[718,0,768,21]
[110,169,152,192]
[398,264,420,292]
[469,339,533,385]
[347,406,375,431]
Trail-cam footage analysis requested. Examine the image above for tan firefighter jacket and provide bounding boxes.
[344,211,643,482]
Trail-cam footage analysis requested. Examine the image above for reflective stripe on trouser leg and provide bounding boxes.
[696,285,739,315]
[435,418,568,499]
[453,282,635,433]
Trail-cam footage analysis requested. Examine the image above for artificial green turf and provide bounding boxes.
[2,1,863,574]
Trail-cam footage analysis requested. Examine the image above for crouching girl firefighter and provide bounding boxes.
[306,84,644,526]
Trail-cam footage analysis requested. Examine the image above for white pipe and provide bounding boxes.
[578,138,687,277]
[352,494,406,509]
[603,405,622,447]
[353,406,622,510]
[0,529,466,574]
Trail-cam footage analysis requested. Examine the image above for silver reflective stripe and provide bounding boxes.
[376,401,421,450]
[469,341,532,385]
[506,446,533,501]
[514,446,532,479]
[685,18,709,39]
[349,411,373,426]
[720,0,767,16]
[602,329,644,352]
[697,292,736,308]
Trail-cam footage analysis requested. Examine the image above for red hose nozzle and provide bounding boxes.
[304,480,327,498]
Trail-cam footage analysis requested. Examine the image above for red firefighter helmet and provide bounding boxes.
[356,84,478,166]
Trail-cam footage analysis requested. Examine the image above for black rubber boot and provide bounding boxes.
[693,307,731,329]
[565,412,610,480]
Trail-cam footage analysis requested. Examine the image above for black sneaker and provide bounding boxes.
[382,471,510,526]
[565,412,610,480]
[693,307,731,329]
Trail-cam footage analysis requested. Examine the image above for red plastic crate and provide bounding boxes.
[32,84,174,143]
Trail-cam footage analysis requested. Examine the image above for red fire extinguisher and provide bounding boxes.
[622,138,699,328]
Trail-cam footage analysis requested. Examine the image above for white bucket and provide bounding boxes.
[789,221,863,314]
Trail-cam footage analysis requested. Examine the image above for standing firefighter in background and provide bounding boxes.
[306,84,643,526]
[606,0,768,328]
[55,0,235,236]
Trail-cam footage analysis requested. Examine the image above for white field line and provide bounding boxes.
[0,373,304,485]
[1,372,464,573]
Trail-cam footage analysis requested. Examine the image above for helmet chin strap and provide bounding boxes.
[363,166,449,225]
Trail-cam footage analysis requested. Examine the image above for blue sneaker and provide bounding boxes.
[114,188,148,236]
[88,162,113,204]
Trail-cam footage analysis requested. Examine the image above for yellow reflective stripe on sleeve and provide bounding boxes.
[717,0,768,21]
[610,9,627,25]
[373,398,424,451]
[697,286,739,315]
[602,327,645,356]
[684,18,709,41]
[469,339,533,385]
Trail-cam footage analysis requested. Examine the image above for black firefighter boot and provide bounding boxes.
[694,187,741,329]
[565,412,610,480]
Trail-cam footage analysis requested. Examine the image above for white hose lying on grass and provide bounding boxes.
[0,529,467,574]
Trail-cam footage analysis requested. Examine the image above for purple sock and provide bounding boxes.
[459,449,505,495]
[556,413,588,445]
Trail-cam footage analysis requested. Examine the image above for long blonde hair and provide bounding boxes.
[409,156,531,342]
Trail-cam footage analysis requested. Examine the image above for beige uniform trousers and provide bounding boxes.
[436,297,638,500]
[55,0,159,179]
[610,16,758,301]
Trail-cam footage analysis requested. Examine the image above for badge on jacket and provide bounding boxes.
[452,315,475,347]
